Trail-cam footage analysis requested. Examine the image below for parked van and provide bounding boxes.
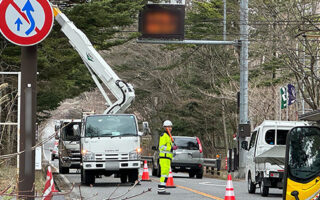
[242,120,308,197]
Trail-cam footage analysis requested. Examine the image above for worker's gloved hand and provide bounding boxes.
[172,145,178,150]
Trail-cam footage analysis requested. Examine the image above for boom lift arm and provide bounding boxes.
[52,6,135,114]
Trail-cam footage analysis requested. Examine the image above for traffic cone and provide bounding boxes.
[42,166,58,200]
[141,160,151,181]
[166,168,176,188]
[224,174,235,200]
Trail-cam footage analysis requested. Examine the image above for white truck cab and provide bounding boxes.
[79,114,142,185]
[243,120,308,197]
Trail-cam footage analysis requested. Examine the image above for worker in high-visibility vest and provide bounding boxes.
[158,120,177,195]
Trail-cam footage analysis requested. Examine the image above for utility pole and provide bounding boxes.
[18,46,37,200]
[223,0,227,41]
[238,0,249,177]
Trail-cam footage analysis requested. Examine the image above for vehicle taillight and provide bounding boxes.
[196,137,203,153]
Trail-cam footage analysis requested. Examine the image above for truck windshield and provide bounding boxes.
[62,122,81,141]
[288,127,320,182]
[85,115,137,137]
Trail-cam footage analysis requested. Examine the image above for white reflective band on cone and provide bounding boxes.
[225,190,235,196]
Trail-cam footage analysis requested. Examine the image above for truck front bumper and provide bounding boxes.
[83,160,140,170]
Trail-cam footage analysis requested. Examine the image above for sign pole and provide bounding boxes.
[18,45,37,200]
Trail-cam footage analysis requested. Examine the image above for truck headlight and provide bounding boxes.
[82,151,95,161]
[129,149,141,160]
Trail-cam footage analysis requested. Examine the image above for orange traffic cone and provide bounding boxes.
[141,160,151,181]
[42,166,58,200]
[166,168,176,188]
[224,174,235,200]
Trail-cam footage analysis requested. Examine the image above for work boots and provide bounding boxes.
[158,184,170,195]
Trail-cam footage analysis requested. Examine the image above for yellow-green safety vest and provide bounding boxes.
[159,132,173,159]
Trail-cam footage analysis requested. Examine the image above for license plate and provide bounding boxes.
[186,167,191,170]
[270,173,279,178]
[175,167,180,169]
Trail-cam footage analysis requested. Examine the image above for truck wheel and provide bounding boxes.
[189,171,195,178]
[247,173,256,194]
[81,167,84,184]
[120,173,128,183]
[196,169,203,179]
[82,169,95,185]
[59,159,69,174]
[261,180,269,197]
[128,169,139,183]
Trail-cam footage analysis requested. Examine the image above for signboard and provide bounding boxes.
[0,0,54,46]
[35,146,42,170]
[139,3,185,40]
[238,123,251,138]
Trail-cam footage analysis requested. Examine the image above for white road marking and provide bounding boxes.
[199,182,226,187]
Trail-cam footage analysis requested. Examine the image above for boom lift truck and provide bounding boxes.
[52,6,146,185]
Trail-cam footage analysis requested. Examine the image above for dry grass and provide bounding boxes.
[0,165,46,199]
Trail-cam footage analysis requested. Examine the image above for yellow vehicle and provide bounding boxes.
[283,126,320,200]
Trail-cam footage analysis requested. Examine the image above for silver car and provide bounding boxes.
[172,136,204,178]
[152,136,204,178]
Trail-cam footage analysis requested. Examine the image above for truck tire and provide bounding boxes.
[120,173,128,183]
[196,169,203,179]
[82,169,95,185]
[261,180,269,197]
[247,173,256,194]
[59,159,69,174]
[81,167,84,184]
[128,169,139,183]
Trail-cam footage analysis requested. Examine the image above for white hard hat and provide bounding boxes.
[163,120,173,127]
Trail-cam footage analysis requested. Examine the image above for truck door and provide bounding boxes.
[247,129,258,182]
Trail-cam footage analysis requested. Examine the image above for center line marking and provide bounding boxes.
[199,182,226,187]
[177,185,224,200]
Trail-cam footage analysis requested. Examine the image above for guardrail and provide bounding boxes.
[203,158,221,175]
[141,156,221,175]
[141,156,153,163]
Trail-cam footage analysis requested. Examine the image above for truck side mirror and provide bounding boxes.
[55,124,60,132]
[241,141,248,150]
[142,121,150,135]
[152,146,157,150]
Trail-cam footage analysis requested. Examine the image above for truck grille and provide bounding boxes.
[69,150,81,161]
[94,153,129,161]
